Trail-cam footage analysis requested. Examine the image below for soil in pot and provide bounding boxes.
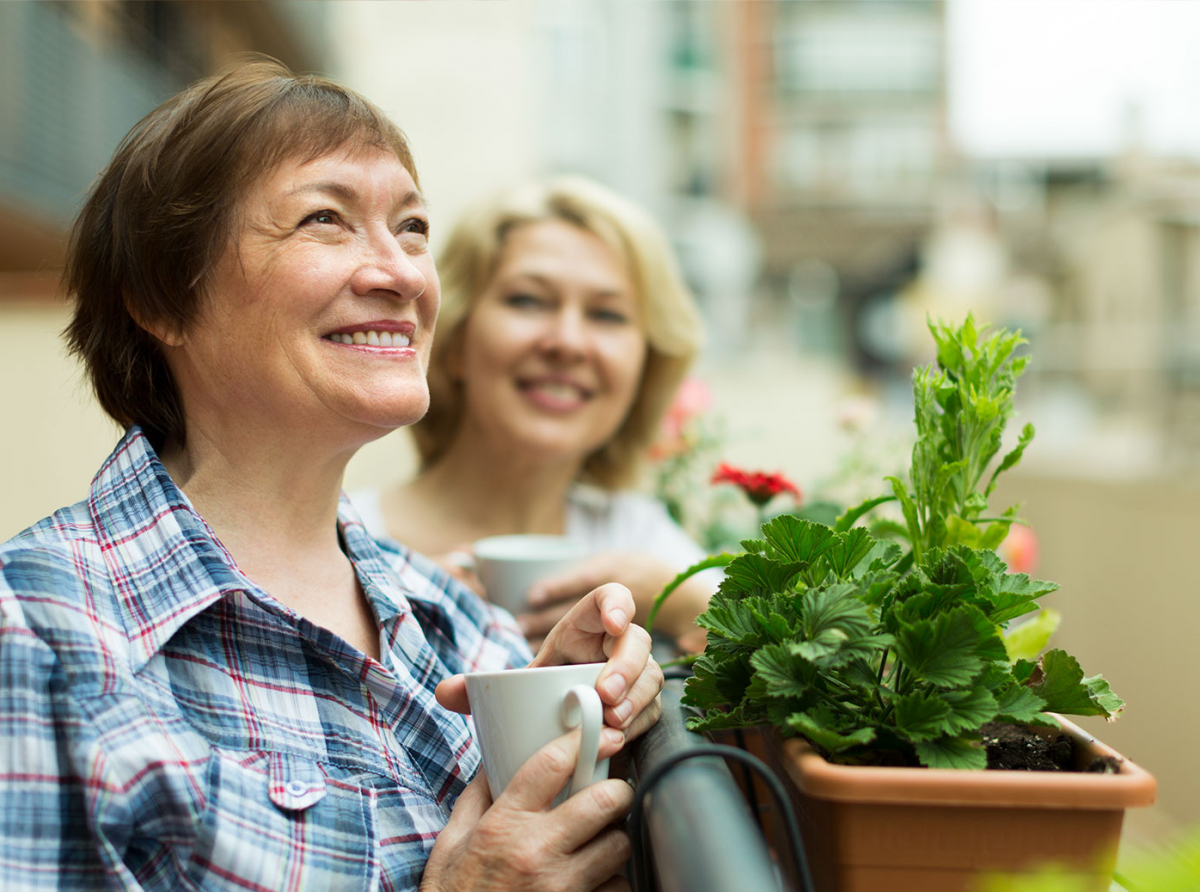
[981,722,1123,774]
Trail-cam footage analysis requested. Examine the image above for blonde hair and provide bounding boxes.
[415,175,704,489]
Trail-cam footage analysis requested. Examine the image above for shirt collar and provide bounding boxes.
[91,427,414,672]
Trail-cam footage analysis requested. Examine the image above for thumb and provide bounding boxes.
[499,729,583,812]
[435,674,470,714]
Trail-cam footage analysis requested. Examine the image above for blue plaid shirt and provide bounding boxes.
[0,428,532,890]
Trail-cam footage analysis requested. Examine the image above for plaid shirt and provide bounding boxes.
[0,428,532,891]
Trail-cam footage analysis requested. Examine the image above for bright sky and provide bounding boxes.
[947,0,1200,160]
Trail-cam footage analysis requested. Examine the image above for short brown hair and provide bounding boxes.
[63,55,416,448]
[414,176,704,490]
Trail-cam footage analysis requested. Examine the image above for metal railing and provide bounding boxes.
[628,676,791,892]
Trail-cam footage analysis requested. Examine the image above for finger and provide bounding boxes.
[435,674,470,714]
[604,655,663,733]
[620,692,662,746]
[530,582,633,669]
[451,770,493,827]
[517,602,574,639]
[563,826,633,892]
[498,728,583,812]
[595,621,650,710]
[431,771,492,854]
[553,778,635,851]
[594,581,636,639]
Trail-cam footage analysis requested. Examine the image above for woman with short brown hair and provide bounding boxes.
[0,57,660,891]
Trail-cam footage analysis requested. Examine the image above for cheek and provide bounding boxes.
[600,334,648,401]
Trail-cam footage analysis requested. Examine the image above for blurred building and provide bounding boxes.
[0,0,329,280]
[0,0,330,540]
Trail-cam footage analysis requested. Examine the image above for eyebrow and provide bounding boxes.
[288,182,426,209]
[511,271,630,300]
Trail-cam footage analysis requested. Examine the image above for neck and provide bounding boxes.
[159,419,356,579]
[412,427,583,540]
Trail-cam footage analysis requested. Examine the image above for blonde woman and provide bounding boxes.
[352,176,716,647]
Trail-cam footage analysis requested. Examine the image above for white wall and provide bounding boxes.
[0,302,122,540]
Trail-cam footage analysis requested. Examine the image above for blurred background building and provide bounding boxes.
[2,0,1197,837]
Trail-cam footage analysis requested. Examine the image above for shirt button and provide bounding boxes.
[286,780,308,797]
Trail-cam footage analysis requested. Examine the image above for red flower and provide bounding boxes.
[712,462,802,508]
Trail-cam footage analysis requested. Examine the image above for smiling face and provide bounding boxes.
[162,144,439,450]
[452,220,648,466]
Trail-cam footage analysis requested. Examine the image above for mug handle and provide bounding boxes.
[562,684,603,797]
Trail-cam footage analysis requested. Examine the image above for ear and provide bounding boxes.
[125,295,186,348]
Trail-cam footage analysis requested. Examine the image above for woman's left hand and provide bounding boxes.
[436,582,663,755]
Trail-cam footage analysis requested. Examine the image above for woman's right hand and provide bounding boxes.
[419,730,633,892]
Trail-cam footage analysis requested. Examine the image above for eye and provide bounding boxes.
[398,217,430,237]
[301,209,339,226]
[590,307,630,325]
[504,292,546,310]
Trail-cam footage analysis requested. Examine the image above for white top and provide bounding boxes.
[347,484,709,572]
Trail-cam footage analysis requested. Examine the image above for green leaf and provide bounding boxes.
[895,607,985,688]
[834,495,897,533]
[787,709,876,754]
[790,583,878,664]
[1027,649,1124,718]
[994,682,1048,724]
[646,552,736,632]
[1084,674,1125,719]
[760,515,838,565]
[686,704,757,733]
[886,475,922,556]
[945,514,982,549]
[895,692,953,742]
[682,651,754,711]
[695,594,766,646]
[719,553,806,600]
[986,571,1060,624]
[825,528,878,579]
[942,686,999,733]
[960,603,1009,662]
[986,423,1035,497]
[1003,609,1061,661]
[914,735,987,770]
[750,644,817,699]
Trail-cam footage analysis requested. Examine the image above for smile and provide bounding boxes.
[326,330,411,347]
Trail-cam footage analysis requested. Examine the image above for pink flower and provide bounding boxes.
[712,463,802,508]
[998,523,1039,575]
[650,376,714,460]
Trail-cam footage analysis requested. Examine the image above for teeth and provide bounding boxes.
[533,382,583,400]
[328,330,411,347]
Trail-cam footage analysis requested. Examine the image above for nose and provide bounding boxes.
[349,225,427,301]
[538,305,589,360]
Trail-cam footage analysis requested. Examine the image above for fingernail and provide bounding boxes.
[527,586,545,606]
[516,616,531,634]
[603,727,625,748]
[602,674,626,701]
[614,699,634,724]
[609,608,628,629]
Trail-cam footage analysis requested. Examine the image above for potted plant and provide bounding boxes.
[647,316,1156,892]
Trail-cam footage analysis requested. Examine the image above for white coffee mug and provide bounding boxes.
[465,662,610,805]
[472,534,589,615]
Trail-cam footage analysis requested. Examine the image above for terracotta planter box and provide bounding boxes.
[763,717,1156,892]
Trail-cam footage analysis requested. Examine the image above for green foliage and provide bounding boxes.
[663,316,1123,769]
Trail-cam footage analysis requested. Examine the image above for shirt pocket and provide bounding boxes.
[186,749,380,891]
